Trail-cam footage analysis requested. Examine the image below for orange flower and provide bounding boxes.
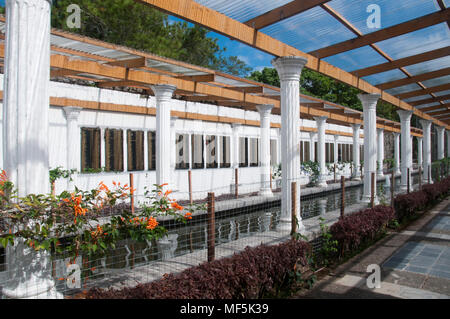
[98,182,109,193]
[184,212,192,220]
[171,202,184,211]
[146,217,158,230]
[164,190,172,197]
[159,183,168,188]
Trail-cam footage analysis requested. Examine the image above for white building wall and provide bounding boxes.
[0,75,363,201]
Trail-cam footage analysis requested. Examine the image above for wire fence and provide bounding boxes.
[0,164,444,299]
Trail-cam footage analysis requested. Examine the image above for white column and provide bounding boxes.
[417,136,423,169]
[256,104,274,196]
[351,124,361,180]
[314,116,328,188]
[123,129,128,172]
[377,128,384,177]
[151,84,176,188]
[143,130,149,171]
[447,131,450,158]
[2,0,63,300]
[309,132,316,162]
[359,93,380,203]
[397,110,413,192]
[272,56,307,231]
[232,124,240,169]
[420,120,432,183]
[3,0,52,196]
[63,107,82,191]
[170,117,178,190]
[333,135,338,164]
[393,132,401,175]
[436,126,445,160]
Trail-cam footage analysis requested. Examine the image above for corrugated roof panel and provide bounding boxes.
[362,69,406,86]
[384,83,422,96]
[195,0,292,23]
[327,0,439,35]
[261,5,357,53]
[324,45,388,73]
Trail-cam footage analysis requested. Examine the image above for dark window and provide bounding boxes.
[105,129,124,172]
[127,130,144,171]
[148,131,156,170]
[192,134,204,169]
[221,136,231,168]
[81,127,101,172]
[206,135,218,168]
[239,137,248,167]
[176,133,190,169]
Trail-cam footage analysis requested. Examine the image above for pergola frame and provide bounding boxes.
[134,0,449,130]
[0,15,420,136]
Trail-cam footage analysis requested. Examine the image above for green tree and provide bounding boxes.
[248,67,400,122]
[50,0,250,76]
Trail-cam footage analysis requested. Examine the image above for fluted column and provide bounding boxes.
[3,0,52,196]
[417,136,423,169]
[436,126,445,160]
[151,84,176,188]
[309,132,316,162]
[314,116,328,188]
[420,120,432,183]
[1,0,63,300]
[393,132,401,175]
[272,56,307,231]
[351,124,361,180]
[377,128,384,177]
[232,123,240,169]
[397,110,413,191]
[447,131,450,158]
[256,104,274,196]
[359,93,380,203]
[333,135,338,165]
[63,107,82,191]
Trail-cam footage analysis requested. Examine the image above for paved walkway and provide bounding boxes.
[294,198,450,299]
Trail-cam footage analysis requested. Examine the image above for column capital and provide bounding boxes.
[357,93,380,109]
[231,123,241,130]
[151,84,176,102]
[377,128,384,133]
[256,104,274,116]
[351,123,361,131]
[393,132,400,137]
[313,116,328,126]
[271,56,308,82]
[416,136,423,142]
[396,110,413,122]
[435,125,445,133]
[333,134,339,142]
[419,119,433,130]
[63,106,82,121]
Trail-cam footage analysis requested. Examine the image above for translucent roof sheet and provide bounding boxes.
[195,0,292,22]
[327,0,440,35]
[362,69,406,86]
[422,75,450,88]
[404,56,450,76]
[385,83,423,96]
[261,6,356,53]
[323,45,388,73]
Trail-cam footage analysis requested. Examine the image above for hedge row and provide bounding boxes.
[86,239,310,299]
[329,205,396,257]
[394,176,450,223]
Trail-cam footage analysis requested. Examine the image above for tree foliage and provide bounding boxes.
[50,0,250,76]
[248,67,400,122]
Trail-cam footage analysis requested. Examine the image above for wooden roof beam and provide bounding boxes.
[309,9,450,59]
[352,46,450,77]
[243,0,331,30]
[377,67,450,90]
[419,103,450,113]
[409,94,450,107]
[106,57,147,68]
[177,74,215,82]
[397,83,450,100]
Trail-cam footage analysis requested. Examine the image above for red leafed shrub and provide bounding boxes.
[86,239,310,299]
[394,176,450,222]
[329,205,395,257]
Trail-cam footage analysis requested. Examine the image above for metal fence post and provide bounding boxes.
[340,176,345,218]
[188,170,193,205]
[291,181,297,237]
[391,170,395,207]
[207,192,215,262]
[129,173,135,214]
[371,172,375,209]
[407,168,410,194]
[235,168,239,198]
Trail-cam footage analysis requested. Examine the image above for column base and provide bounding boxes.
[317,175,328,188]
[352,175,361,181]
[2,283,63,299]
[360,195,379,205]
[258,188,273,197]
